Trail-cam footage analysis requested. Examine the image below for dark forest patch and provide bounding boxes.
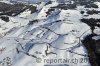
[80,18,100,33]
[87,10,100,15]
[85,3,98,8]
[82,34,100,66]
[0,16,9,22]
[0,2,37,16]
[51,4,76,10]
[45,8,55,17]
[28,19,38,25]
[51,4,68,10]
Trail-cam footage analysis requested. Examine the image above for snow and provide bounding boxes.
[0,0,100,66]
[18,9,31,18]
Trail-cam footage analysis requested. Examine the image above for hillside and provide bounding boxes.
[0,0,100,66]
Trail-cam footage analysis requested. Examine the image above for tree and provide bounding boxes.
[80,11,84,16]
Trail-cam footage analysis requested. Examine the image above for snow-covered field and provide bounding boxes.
[0,0,100,66]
